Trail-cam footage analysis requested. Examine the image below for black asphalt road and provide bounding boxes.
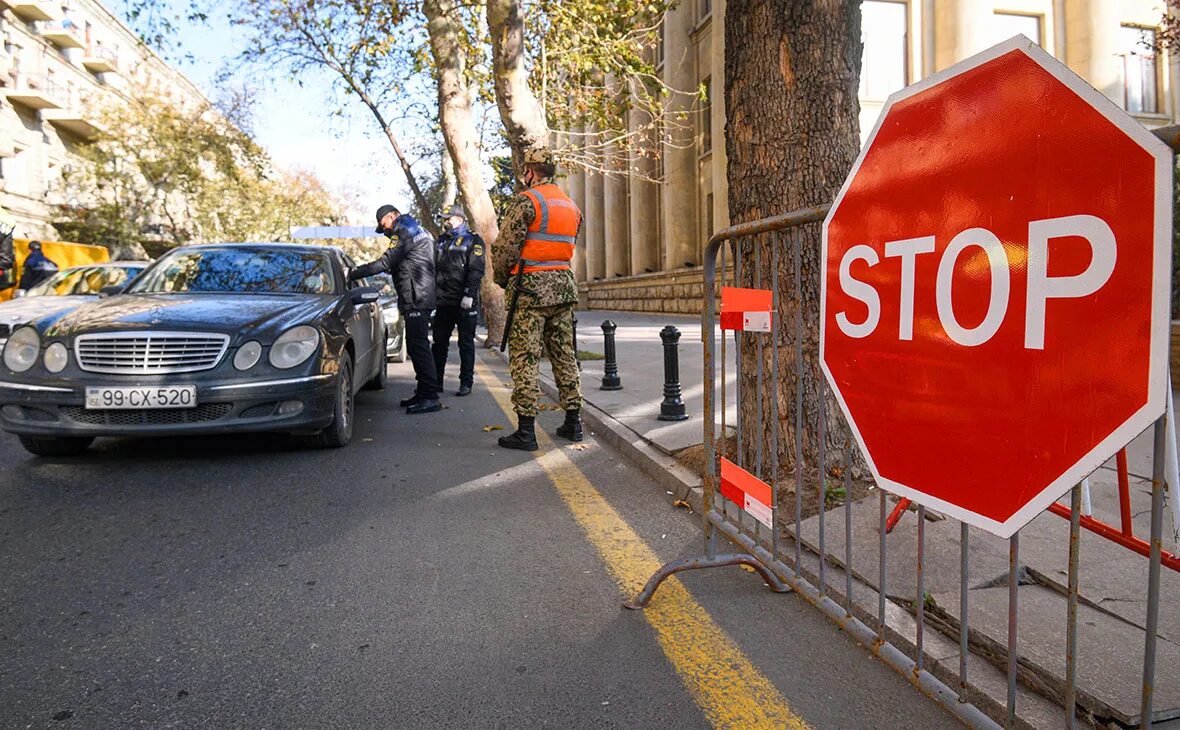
[0,349,958,729]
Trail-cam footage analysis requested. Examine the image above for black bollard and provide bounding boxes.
[600,320,623,390]
[572,316,582,371]
[658,325,688,421]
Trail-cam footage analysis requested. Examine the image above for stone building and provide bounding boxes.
[570,0,1180,314]
[0,0,211,239]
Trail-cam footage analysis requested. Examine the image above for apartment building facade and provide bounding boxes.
[0,0,210,239]
[571,0,1180,313]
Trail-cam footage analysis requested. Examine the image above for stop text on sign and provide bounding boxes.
[835,214,1115,349]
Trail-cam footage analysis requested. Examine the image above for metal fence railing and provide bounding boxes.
[625,204,1176,729]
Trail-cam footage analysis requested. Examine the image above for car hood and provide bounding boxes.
[0,296,94,329]
[45,294,338,342]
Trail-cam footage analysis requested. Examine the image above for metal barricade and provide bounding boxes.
[626,205,1173,729]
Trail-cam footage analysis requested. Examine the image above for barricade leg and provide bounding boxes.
[623,553,791,610]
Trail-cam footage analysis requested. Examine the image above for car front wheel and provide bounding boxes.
[19,436,95,457]
[315,352,354,448]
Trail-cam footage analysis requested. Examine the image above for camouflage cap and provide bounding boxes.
[523,147,555,167]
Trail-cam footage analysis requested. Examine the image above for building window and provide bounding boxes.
[699,0,711,21]
[701,77,712,155]
[1120,25,1160,115]
[993,11,1042,45]
[706,193,715,237]
[859,1,908,103]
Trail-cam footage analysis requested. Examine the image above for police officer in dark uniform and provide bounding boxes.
[349,204,441,414]
[18,241,58,292]
[432,204,485,397]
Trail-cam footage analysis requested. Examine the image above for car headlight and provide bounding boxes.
[44,342,69,373]
[269,326,320,369]
[3,327,40,373]
[234,341,262,371]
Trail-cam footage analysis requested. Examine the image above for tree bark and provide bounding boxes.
[424,0,507,345]
[441,147,458,211]
[726,0,863,487]
[487,0,549,172]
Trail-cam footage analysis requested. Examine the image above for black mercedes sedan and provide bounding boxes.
[0,243,387,456]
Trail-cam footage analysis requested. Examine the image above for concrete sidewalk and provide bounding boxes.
[571,309,731,455]
[554,308,1180,729]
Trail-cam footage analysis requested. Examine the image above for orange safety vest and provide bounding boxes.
[511,183,581,274]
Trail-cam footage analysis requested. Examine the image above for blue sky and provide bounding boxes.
[118,2,438,224]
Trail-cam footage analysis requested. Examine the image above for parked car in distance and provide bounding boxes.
[0,262,147,349]
[370,273,406,363]
[0,243,386,456]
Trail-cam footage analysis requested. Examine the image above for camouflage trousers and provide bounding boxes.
[508,303,583,417]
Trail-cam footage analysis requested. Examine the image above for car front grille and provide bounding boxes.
[65,403,232,426]
[75,332,230,374]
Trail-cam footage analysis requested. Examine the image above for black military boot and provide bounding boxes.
[555,409,583,442]
[498,415,538,451]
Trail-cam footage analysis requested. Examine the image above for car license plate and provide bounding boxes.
[85,386,198,410]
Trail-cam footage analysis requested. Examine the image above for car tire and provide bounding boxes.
[19,435,95,457]
[389,321,407,363]
[315,352,354,449]
[364,334,388,391]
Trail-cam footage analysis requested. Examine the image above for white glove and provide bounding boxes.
[460,296,474,310]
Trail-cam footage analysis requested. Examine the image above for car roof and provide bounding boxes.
[172,242,340,255]
[59,261,150,270]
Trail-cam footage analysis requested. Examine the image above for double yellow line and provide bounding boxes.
[475,360,808,729]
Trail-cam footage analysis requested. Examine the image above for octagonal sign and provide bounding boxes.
[821,37,1172,538]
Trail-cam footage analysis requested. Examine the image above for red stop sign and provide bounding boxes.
[821,38,1172,537]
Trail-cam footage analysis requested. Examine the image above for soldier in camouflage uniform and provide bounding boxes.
[495,148,584,451]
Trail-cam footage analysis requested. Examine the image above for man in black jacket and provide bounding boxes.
[432,204,485,397]
[349,204,441,414]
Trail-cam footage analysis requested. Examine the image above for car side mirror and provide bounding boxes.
[98,285,124,298]
[349,287,379,305]
[12,290,26,299]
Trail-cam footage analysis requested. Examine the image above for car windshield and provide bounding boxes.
[128,247,337,295]
[26,265,145,297]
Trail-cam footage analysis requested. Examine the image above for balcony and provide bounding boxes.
[9,1,60,22]
[1,74,66,110]
[82,46,119,74]
[38,20,86,50]
[41,109,105,139]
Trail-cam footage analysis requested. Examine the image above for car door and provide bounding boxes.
[340,253,377,384]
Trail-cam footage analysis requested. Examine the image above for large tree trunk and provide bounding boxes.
[425,0,507,345]
[726,0,863,488]
[487,0,549,172]
[441,148,458,211]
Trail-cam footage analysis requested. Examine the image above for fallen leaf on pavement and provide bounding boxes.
[570,444,588,451]
[672,499,691,510]
[362,438,374,443]
[482,425,504,432]
[740,564,756,573]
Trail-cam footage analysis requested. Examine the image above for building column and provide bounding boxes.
[603,82,631,279]
[662,0,700,270]
[628,96,660,275]
[584,129,607,281]
[710,0,730,234]
[934,0,993,70]
[1068,0,1123,107]
[567,124,588,282]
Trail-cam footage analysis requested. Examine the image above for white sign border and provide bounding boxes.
[819,35,1174,539]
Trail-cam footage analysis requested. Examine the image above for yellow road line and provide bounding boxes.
[475,359,808,730]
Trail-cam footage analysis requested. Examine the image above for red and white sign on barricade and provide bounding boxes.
[720,287,773,332]
[720,458,774,529]
[821,36,1172,538]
